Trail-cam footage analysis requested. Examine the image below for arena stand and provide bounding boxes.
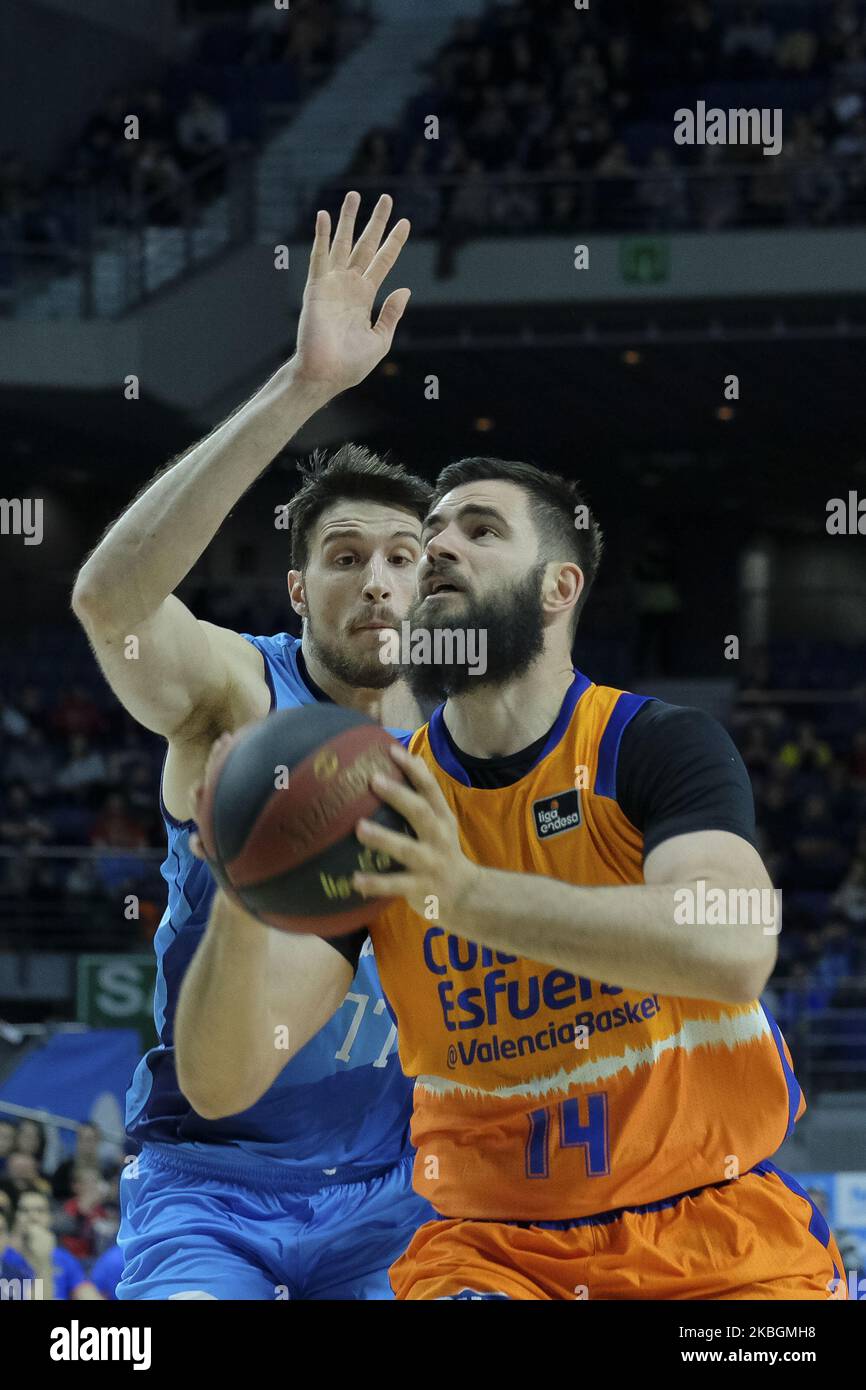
[1,0,865,1304]
[1,0,373,313]
[317,0,866,240]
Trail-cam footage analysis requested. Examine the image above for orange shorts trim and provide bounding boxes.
[389,1165,848,1301]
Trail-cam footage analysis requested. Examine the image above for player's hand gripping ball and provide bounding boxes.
[353,741,482,925]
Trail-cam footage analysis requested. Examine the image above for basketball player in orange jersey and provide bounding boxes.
[196,457,847,1300]
[339,456,848,1301]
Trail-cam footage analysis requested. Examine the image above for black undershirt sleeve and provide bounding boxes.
[321,926,368,971]
[616,701,757,862]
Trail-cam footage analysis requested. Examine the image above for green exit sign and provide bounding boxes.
[620,238,670,284]
[77,954,157,1052]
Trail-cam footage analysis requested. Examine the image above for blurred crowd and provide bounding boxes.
[0,1115,123,1299]
[0,0,367,282]
[0,677,166,942]
[8,0,866,295]
[337,0,866,246]
[0,84,235,270]
[723,646,866,1061]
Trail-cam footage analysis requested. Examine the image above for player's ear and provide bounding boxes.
[288,569,307,618]
[544,561,583,618]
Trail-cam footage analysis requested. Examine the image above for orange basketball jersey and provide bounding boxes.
[371,672,803,1222]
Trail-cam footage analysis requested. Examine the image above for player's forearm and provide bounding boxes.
[455,869,777,1004]
[73,363,330,630]
[175,891,279,1119]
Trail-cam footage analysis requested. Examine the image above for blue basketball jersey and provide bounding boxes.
[125,633,415,1179]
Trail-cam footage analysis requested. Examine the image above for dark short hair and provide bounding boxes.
[283,444,431,570]
[431,456,604,630]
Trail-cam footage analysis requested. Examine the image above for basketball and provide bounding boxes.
[196,705,410,937]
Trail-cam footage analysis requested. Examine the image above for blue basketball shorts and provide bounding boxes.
[116,1143,433,1300]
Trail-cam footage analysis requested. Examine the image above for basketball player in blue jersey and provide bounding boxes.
[71,191,436,1299]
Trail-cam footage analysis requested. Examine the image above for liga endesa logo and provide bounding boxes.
[532,788,582,839]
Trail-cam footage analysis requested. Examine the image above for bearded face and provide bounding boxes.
[403,561,547,701]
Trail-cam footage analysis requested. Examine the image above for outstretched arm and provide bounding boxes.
[72,192,411,760]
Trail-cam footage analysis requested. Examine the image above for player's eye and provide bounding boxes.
[390,552,415,566]
[472,525,497,539]
[334,553,359,566]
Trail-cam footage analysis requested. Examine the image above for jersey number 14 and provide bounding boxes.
[526,1093,610,1179]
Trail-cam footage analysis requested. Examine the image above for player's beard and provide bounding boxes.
[305,607,399,691]
[404,562,547,701]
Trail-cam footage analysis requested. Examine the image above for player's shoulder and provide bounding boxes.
[621,697,738,749]
[575,685,745,801]
[586,682,728,735]
[611,697,756,852]
[240,630,299,667]
[193,621,270,681]
[240,632,310,706]
[615,696,748,796]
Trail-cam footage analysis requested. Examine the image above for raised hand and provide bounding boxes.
[292,191,411,397]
